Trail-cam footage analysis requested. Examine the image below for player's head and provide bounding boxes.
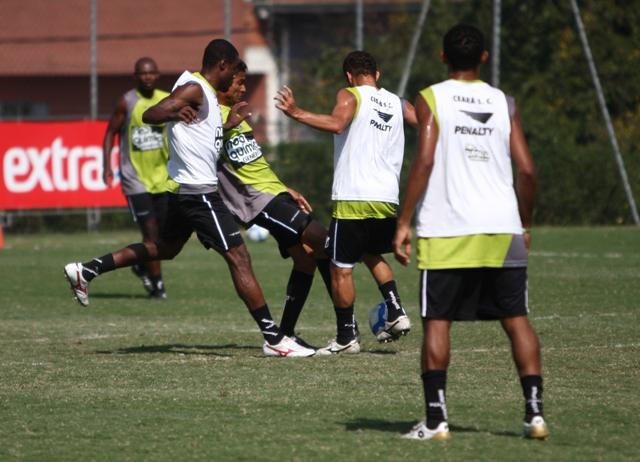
[342,51,379,86]
[202,39,240,91]
[134,57,159,92]
[219,61,248,106]
[442,24,488,71]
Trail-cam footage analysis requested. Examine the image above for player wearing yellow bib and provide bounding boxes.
[102,57,171,299]
[394,24,548,441]
[276,51,418,354]
[216,63,333,348]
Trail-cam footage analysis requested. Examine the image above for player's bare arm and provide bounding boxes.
[509,104,536,249]
[142,83,203,124]
[275,86,356,134]
[402,99,418,129]
[102,96,127,186]
[393,94,438,266]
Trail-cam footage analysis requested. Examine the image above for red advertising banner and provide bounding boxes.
[0,121,127,210]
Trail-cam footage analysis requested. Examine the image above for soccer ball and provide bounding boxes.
[368,302,388,337]
[246,224,270,242]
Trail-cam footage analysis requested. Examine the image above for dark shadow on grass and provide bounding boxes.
[365,348,398,355]
[95,343,261,357]
[344,418,521,438]
[91,293,150,300]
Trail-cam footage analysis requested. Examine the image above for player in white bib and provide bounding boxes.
[64,40,314,358]
[394,24,548,440]
[276,51,417,354]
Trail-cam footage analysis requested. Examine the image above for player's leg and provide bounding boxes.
[127,193,157,295]
[404,269,452,441]
[190,192,314,357]
[362,253,410,341]
[139,192,170,299]
[316,218,361,355]
[64,193,189,306]
[300,219,333,297]
[494,268,547,438]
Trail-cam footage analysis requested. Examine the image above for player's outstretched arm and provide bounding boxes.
[102,96,127,186]
[393,94,438,266]
[142,83,203,124]
[402,99,418,129]
[510,104,536,249]
[223,102,252,130]
[275,86,356,134]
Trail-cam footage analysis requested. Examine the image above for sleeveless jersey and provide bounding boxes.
[119,88,170,195]
[416,79,521,238]
[167,71,223,187]
[217,105,287,223]
[332,86,404,204]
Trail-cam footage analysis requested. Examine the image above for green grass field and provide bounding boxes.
[1,227,639,461]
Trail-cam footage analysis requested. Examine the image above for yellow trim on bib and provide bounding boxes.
[346,87,361,118]
[416,234,514,270]
[332,201,396,219]
[419,87,438,127]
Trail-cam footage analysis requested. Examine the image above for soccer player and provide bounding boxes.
[275,51,416,354]
[394,24,548,440]
[64,39,314,358]
[102,57,170,299]
[216,63,333,346]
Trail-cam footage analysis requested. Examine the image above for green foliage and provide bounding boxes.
[283,0,640,225]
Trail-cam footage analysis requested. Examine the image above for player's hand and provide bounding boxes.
[393,223,412,266]
[224,102,251,129]
[102,165,113,186]
[274,86,299,117]
[177,105,199,124]
[288,188,313,213]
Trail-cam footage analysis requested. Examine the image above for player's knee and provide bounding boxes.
[224,244,252,270]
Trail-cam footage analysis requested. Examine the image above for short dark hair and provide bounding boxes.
[202,39,239,69]
[342,51,377,78]
[235,60,248,74]
[134,57,157,73]
[443,24,485,71]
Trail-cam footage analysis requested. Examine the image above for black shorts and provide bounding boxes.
[326,217,396,268]
[127,192,169,230]
[419,267,528,321]
[249,193,312,258]
[161,192,244,252]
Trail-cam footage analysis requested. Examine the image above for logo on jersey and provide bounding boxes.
[374,109,393,123]
[464,144,490,162]
[224,133,262,165]
[460,110,493,124]
[131,126,164,152]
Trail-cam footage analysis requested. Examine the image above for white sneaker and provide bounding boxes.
[376,314,411,343]
[263,336,316,357]
[316,338,361,356]
[64,262,90,307]
[523,415,549,440]
[402,421,451,441]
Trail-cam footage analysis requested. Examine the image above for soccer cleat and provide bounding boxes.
[315,338,361,356]
[402,421,451,441]
[291,335,317,351]
[263,336,316,358]
[149,280,167,300]
[131,264,154,295]
[523,415,549,440]
[64,262,90,307]
[376,314,411,343]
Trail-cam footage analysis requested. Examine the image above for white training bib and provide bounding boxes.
[416,79,522,237]
[167,71,223,186]
[332,86,405,204]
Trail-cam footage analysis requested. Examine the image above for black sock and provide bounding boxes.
[379,280,404,321]
[422,370,448,429]
[335,305,357,344]
[279,270,314,336]
[250,305,284,345]
[521,375,544,422]
[315,259,333,300]
[81,254,115,281]
[149,275,165,292]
